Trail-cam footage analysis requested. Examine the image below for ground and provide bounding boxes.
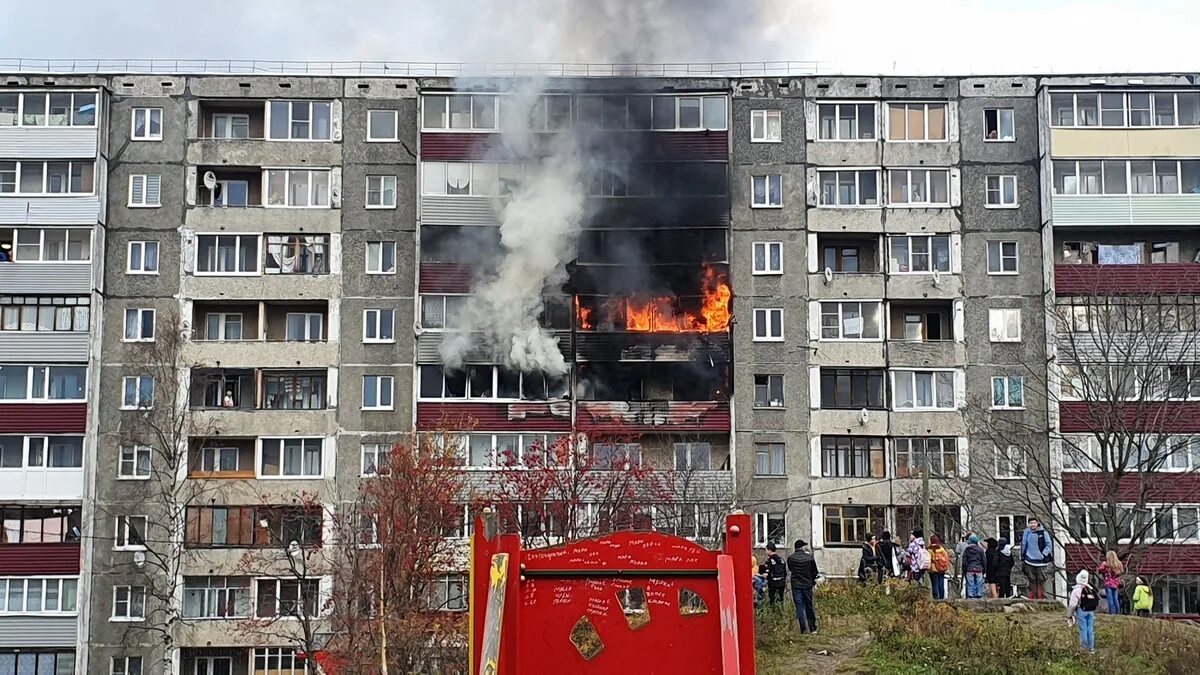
[755,582,1200,675]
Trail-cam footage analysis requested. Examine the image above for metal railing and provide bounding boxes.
[0,58,832,78]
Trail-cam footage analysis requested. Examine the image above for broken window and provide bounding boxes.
[570,616,604,660]
[617,587,650,630]
[679,588,708,615]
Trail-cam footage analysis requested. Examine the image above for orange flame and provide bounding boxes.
[575,264,731,333]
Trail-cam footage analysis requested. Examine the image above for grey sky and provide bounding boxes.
[2,0,1198,74]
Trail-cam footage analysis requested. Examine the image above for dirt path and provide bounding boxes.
[783,629,873,675]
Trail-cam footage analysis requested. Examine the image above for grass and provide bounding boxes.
[755,581,1200,675]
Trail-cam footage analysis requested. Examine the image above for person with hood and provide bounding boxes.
[786,539,820,634]
[1020,518,1054,599]
[762,543,788,604]
[907,529,928,584]
[1097,550,1124,615]
[878,531,901,578]
[955,529,974,598]
[961,534,988,599]
[994,538,1016,597]
[1132,576,1153,618]
[1067,569,1099,653]
[927,534,951,599]
[983,536,1000,597]
[859,534,884,584]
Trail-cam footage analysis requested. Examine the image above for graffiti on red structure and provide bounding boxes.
[505,402,572,421]
[576,401,724,428]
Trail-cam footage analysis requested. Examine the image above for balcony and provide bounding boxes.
[1055,263,1200,294]
[185,300,334,367]
[0,466,83,501]
[189,368,330,413]
[188,100,340,166]
[187,438,256,479]
[1052,194,1200,227]
[576,401,731,433]
[184,232,337,300]
[1050,127,1200,159]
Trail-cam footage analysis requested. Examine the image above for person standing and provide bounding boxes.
[878,531,901,579]
[907,529,928,584]
[1020,518,1054,599]
[859,535,884,584]
[927,534,951,600]
[962,534,988,599]
[983,537,1000,598]
[1132,576,1153,618]
[763,543,788,605]
[1067,570,1099,654]
[1097,550,1124,615]
[787,539,820,634]
[955,530,973,598]
[995,538,1016,598]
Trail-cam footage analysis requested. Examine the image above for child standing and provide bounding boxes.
[1097,550,1124,615]
[1132,576,1153,618]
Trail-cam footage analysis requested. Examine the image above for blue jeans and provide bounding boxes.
[929,572,946,599]
[792,586,817,633]
[1105,587,1120,614]
[1076,610,1095,651]
[966,571,985,598]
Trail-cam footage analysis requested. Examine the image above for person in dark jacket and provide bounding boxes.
[786,539,820,633]
[984,537,1000,597]
[859,534,884,584]
[762,543,788,604]
[877,531,900,578]
[995,538,1016,597]
[962,534,988,599]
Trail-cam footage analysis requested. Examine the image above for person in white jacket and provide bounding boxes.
[1067,569,1099,654]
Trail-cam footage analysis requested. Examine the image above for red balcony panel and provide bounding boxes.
[1063,472,1200,502]
[420,131,729,162]
[421,133,500,160]
[1066,543,1200,575]
[420,262,475,294]
[0,403,87,433]
[1055,264,1200,295]
[1059,401,1200,433]
[416,402,572,432]
[646,131,728,161]
[576,401,730,433]
[0,543,81,575]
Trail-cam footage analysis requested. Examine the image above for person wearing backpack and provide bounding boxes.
[763,543,788,604]
[1020,518,1054,599]
[962,534,988,599]
[1067,569,1099,654]
[1132,576,1153,618]
[907,529,929,584]
[927,534,951,599]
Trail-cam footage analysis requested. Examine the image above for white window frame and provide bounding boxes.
[121,375,155,410]
[114,515,148,551]
[988,308,1022,342]
[0,365,87,402]
[112,656,144,675]
[817,168,881,207]
[199,445,240,474]
[888,234,952,274]
[366,174,398,209]
[123,308,156,342]
[994,444,1026,479]
[421,94,500,131]
[420,294,468,330]
[130,107,162,141]
[127,174,161,208]
[363,308,395,343]
[211,112,250,139]
[283,312,323,342]
[819,301,883,341]
[753,512,786,548]
[367,109,399,141]
[194,233,260,276]
[117,445,151,479]
[111,585,146,621]
[752,308,784,342]
[366,240,397,274]
[750,109,782,143]
[126,241,159,274]
[887,168,951,207]
[892,369,957,411]
[753,374,785,408]
[5,227,92,262]
[263,168,331,208]
[752,241,783,275]
[985,175,1019,208]
[202,312,243,341]
[361,442,391,476]
[0,576,79,615]
[751,174,782,208]
[265,100,333,141]
[1049,91,1200,129]
[885,101,949,142]
[754,442,786,477]
[258,437,324,479]
[210,178,250,207]
[363,375,395,410]
[984,107,1016,142]
[2,160,95,195]
[817,101,878,141]
[182,577,251,619]
[1,91,98,128]
[986,240,1019,274]
[991,375,1025,410]
[254,577,322,619]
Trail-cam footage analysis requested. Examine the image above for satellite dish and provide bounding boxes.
[823,267,834,284]
[859,408,870,425]
[133,551,146,569]
[203,171,217,190]
[931,268,942,286]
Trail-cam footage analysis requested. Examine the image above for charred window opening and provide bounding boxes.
[577,229,727,266]
[575,363,728,401]
[419,226,501,265]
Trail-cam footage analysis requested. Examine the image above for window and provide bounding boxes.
[886,102,947,141]
[366,241,397,274]
[821,436,885,478]
[820,301,881,340]
[114,516,148,550]
[0,365,86,401]
[753,513,786,548]
[0,506,80,543]
[420,295,468,329]
[754,442,785,476]
[361,443,391,476]
[3,227,92,261]
[121,375,154,409]
[195,234,259,274]
[264,235,329,275]
[819,169,880,206]
[211,179,249,207]
[893,437,958,478]
[985,175,1018,207]
[284,313,323,341]
[363,309,395,343]
[256,579,321,618]
[212,113,249,139]
[367,109,398,141]
[893,370,956,410]
[112,657,143,675]
[259,438,323,478]
[265,169,331,207]
[0,297,90,333]
[363,375,394,410]
[126,241,159,274]
[422,94,500,131]
[267,100,332,140]
[199,446,241,474]
[261,372,327,410]
[182,576,251,619]
[988,308,1022,342]
[985,241,1019,276]
[186,506,322,548]
[201,313,242,341]
[674,442,712,471]
[752,242,782,275]
[818,102,876,140]
[112,586,146,620]
[118,445,151,479]
[424,574,468,612]
[888,169,950,206]
[984,108,1015,141]
[0,577,78,614]
[1052,159,1200,195]
[824,505,885,546]
[995,445,1026,478]
[753,374,784,408]
[131,108,162,140]
[127,174,161,207]
[750,109,782,142]
[0,91,96,127]
[1,436,81,469]
[123,308,155,342]
[251,648,309,675]
[366,175,397,208]
[0,161,95,194]
[992,375,1025,409]
[822,245,861,272]
[1050,91,1200,128]
[751,175,782,207]
[820,368,886,409]
[888,235,951,273]
[752,308,783,341]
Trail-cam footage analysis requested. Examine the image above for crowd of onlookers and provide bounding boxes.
[754,518,1157,655]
